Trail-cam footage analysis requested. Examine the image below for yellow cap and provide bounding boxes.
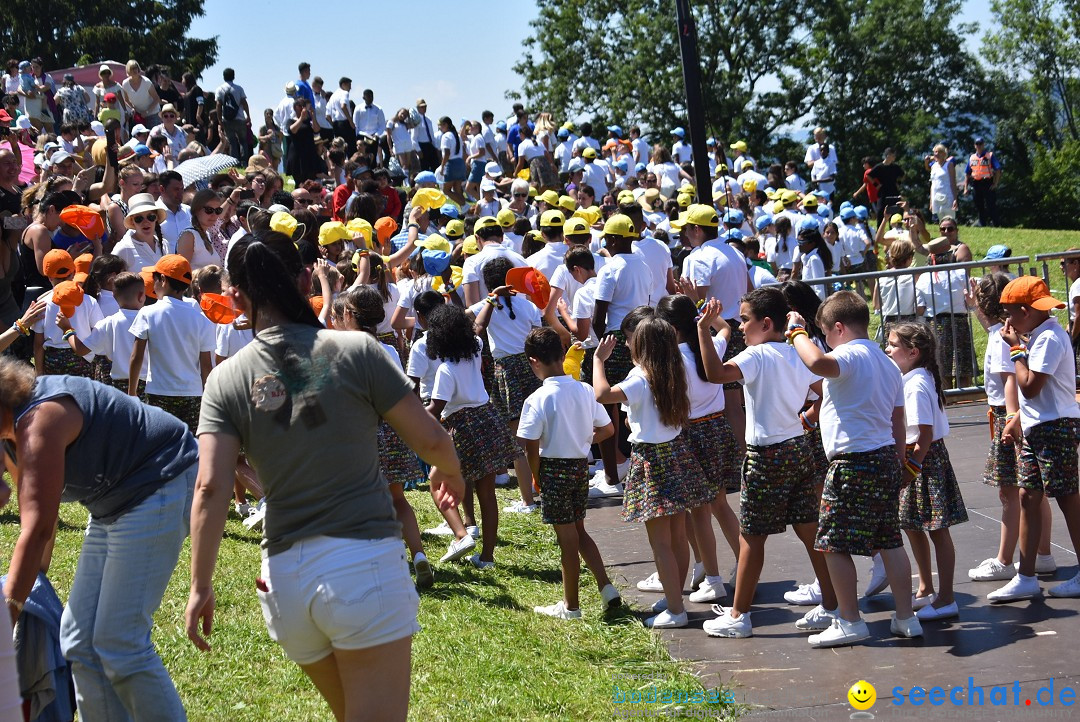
[676,193,693,208]
[603,214,638,239]
[416,234,452,253]
[538,190,560,206]
[412,187,447,211]
[540,209,567,228]
[475,216,501,231]
[671,204,719,230]
[462,235,480,255]
[496,208,516,228]
[711,191,729,206]
[563,217,590,236]
[890,213,904,226]
[318,221,350,247]
[345,218,373,246]
[582,147,598,159]
[617,190,636,206]
[529,186,538,198]
[678,183,696,199]
[444,219,465,239]
[558,195,577,213]
[573,205,601,227]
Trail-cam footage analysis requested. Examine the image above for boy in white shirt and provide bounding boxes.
[526,209,569,279]
[129,254,215,431]
[57,271,147,396]
[990,277,1080,601]
[621,203,674,304]
[695,289,835,638]
[518,328,618,619]
[33,249,102,378]
[788,291,922,647]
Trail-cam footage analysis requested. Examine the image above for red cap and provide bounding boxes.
[104,92,117,103]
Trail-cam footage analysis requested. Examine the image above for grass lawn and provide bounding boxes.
[0,483,740,721]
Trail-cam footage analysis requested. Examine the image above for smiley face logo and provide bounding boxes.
[848,680,876,711]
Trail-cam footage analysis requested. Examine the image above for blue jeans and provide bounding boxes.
[59,464,195,722]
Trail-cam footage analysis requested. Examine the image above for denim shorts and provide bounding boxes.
[444,157,467,182]
[468,159,486,184]
[258,535,419,665]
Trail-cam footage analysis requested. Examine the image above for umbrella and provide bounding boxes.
[175,154,240,189]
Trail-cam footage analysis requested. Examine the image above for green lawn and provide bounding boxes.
[0,485,739,721]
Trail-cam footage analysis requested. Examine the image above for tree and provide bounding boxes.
[512,0,813,152]
[0,0,218,78]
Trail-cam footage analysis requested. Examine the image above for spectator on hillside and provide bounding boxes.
[215,67,251,160]
[963,137,1002,227]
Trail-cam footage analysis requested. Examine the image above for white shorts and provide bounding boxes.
[258,535,419,665]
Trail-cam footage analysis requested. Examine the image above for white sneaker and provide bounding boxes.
[916,601,959,620]
[703,608,752,638]
[636,572,663,592]
[466,525,480,539]
[617,459,631,480]
[969,557,1015,581]
[494,473,512,487]
[912,593,937,611]
[651,598,668,613]
[413,553,434,589]
[588,481,624,498]
[242,500,266,530]
[1016,554,1059,574]
[589,468,608,488]
[688,579,726,603]
[988,574,1041,603]
[534,600,582,619]
[795,604,838,631]
[439,535,476,563]
[235,501,253,517]
[645,609,688,629]
[468,554,495,570]
[424,521,456,536]
[502,500,537,514]
[862,554,889,598]
[890,612,924,638]
[808,617,870,648]
[600,584,622,609]
[690,562,705,590]
[1048,572,1080,598]
[784,580,823,606]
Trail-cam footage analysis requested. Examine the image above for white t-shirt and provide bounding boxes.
[527,242,569,280]
[430,338,488,418]
[517,138,546,161]
[113,230,163,272]
[632,236,673,304]
[97,289,120,318]
[581,162,609,193]
[733,341,820,446]
[551,252,606,307]
[878,275,925,318]
[570,277,601,349]
[439,131,462,160]
[396,276,435,313]
[840,224,867,266]
[215,319,254,359]
[682,241,749,318]
[765,234,796,271]
[681,338,727,418]
[462,244,529,298]
[819,339,905,459]
[915,268,967,315]
[902,367,950,444]
[388,121,414,154]
[594,253,653,331]
[1070,277,1080,323]
[785,173,807,192]
[672,140,693,164]
[215,81,247,123]
[466,133,486,159]
[554,140,574,172]
[651,161,681,193]
[984,325,1011,407]
[619,366,682,443]
[631,137,650,164]
[33,293,103,356]
[468,296,541,359]
[1018,316,1080,433]
[129,295,215,396]
[81,308,147,379]
[801,248,827,301]
[749,263,779,288]
[407,333,440,400]
[518,376,611,458]
[372,283,400,335]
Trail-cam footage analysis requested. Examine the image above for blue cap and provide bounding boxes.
[724,228,745,241]
[567,159,585,173]
[854,205,869,220]
[706,137,716,146]
[754,214,774,231]
[974,137,985,145]
[615,158,628,171]
[133,143,153,157]
[414,170,437,184]
[557,128,569,139]
[439,205,460,219]
[422,249,451,276]
[671,127,685,138]
[351,165,371,178]
[723,209,744,225]
[819,206,830,216]
[798,216,820,234]
[495,120,507,131]
[18,61,30,71]
[839,201,853,211]
[839,208,856,221]
[984,244,1011,261]
[815,190,831,200]
[607,125,623,137]
[635,162,647,173]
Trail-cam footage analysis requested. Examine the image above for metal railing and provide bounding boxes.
[799,250,1080,401]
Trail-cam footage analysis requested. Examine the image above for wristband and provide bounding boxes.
[786,327,808,344]
[904,456,923,477]
[800,412,817,431]
[62,329,76,341]
[1005,412,1017,422]
[11,320,29,337]
[1009,345,1028,362]
[695,298,706,310]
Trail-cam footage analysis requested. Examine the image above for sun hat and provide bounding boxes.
[131,124,149,136]
[539,209,566,228]
[52,280,84,318]
[999,276,1065,310]
[603,214,638,239]
[160,103,178,116]
[638,188,661,212]
[98,64,112,76]
[154,254,193,285]
[124,194,166,228]
[43,249,75,279]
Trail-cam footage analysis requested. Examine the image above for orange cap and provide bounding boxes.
[154,254,193,285]
[73,271,89,285]
[200,292,240,325]
[42,249,75,279]
[1000,276,1065,311]
[375,216,399,245]
[52,280,84,318]
[74,253,94,274]
[505,266,551,310]
[59,205,105,241]
[140,267,157,299]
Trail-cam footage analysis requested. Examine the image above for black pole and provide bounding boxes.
[674,0,713,208]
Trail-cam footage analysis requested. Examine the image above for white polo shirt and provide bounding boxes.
[468,297,542,359]
[594,252,652,331]
[461,243,528,298]
[129,295,216,396]
[518,376,611,458]
[526,241,569,280]
[82,308,147,379]
[431,338,489,418]
[1018,316,1080,434]
[819,339,905,459]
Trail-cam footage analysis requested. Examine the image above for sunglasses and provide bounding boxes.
[939,226,956,231]
[202,206,224,215]
[130,214,156,224]
[162,114,177,119]
[296,199,314,205]
[513,193,527,198]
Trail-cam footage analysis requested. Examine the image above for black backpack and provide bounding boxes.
[220,88,240,121]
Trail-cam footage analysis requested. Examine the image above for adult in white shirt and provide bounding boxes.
[811,144,838,196]
[154,172,190,255]
[804,127,835,168]
[352,89,386,139]
[670,127,692,164]
[273,83,297,139]
[411,98,439,172]
[553,129,574,173]
[629,126,650,165]
[113,194,165,271]
[925,144,959,221]
[327,76,355,147]
[311,76,332,136]
[149,104,186,158]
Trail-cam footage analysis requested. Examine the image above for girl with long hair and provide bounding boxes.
[437,116,466,206]
[177,189,225,270]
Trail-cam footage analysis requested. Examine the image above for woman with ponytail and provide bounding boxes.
[186,230,464,722]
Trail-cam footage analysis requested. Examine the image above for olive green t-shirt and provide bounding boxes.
[199,324,413,556]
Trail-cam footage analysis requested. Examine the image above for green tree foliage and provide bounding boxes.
[0,0,217,77]
[512,0,812,150]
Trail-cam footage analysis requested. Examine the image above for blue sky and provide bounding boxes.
[188,0,992,133]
